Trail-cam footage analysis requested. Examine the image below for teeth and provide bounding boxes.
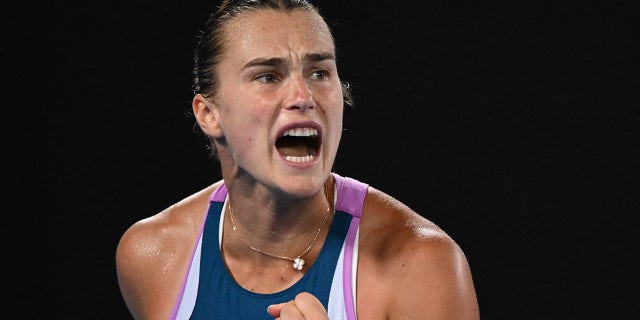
[284,155,315,162]
[279,127,319,163]
[282,128,318,137]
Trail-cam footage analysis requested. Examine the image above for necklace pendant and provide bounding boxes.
[293,257,305,270]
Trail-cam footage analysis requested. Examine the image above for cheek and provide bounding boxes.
[326,100,344,145]
[227,108,269,145]
[328,94,344,125]
[221,94,266,132]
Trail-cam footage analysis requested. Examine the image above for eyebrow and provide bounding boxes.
[242,52,335,70]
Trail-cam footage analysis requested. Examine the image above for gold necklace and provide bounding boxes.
[226,182,333,271]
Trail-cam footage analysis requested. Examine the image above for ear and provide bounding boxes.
[192,94,223,138]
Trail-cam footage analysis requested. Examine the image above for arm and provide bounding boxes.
[116,207,206,319]
[358,188,480,319]
[388,235,479,319]
[115,183,218,319]
[116,218,186,320]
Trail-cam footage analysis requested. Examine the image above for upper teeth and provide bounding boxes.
[282,128,318,137]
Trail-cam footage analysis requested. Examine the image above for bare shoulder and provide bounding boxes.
[358,186,453,255]
[115,181,223,319]
[357,186,480,319]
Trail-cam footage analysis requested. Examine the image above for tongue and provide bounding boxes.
[276,136,315,157]
[277,145,313,157]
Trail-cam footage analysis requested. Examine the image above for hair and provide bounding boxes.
[190,0,353,157]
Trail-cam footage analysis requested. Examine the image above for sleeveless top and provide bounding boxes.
[170,172,368,319]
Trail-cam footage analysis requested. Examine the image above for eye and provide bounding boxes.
[310,70,329,80]
[255,73,279,83]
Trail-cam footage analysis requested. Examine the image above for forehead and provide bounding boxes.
[221,9,335,61]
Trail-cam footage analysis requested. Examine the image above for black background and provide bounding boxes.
[7,0,639,318]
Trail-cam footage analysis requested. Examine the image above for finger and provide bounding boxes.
[293,292,328,319]
[278,300,305,319]
[267,303,285,318]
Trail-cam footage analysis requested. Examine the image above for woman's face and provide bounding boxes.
[210,8,344,196]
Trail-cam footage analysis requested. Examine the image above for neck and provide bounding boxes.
[227,177,334,239]
[222,177,335,269]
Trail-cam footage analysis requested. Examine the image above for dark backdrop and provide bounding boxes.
[9,1,639,318]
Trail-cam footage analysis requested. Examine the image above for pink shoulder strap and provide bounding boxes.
[209,182,228,202]
[332,172,368,319]
[170,183,227,319]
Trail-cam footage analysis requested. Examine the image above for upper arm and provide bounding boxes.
[388,237,479,319]
[115,183,218,319]
[359,188,480,319]
[115,218,192,320]
[116,221,163,319]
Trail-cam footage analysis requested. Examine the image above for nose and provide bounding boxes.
[284,76,315,112]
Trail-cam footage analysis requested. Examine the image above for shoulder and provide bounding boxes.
[115,180,224,319]
[116,180,223,263]
[359,185,451,250]
[357,186,480,319]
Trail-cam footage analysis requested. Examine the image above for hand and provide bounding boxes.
[267,292,329,319]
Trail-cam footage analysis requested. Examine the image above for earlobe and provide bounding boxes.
[192,94,223,137]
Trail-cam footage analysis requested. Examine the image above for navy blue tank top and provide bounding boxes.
[190,202,351,319]
[171,173,367,319]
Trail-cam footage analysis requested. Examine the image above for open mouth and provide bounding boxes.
[275,127,321,162]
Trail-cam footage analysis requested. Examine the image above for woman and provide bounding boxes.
[116,1,480,319]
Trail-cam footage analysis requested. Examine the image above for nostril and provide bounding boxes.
[288,101,314,111]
